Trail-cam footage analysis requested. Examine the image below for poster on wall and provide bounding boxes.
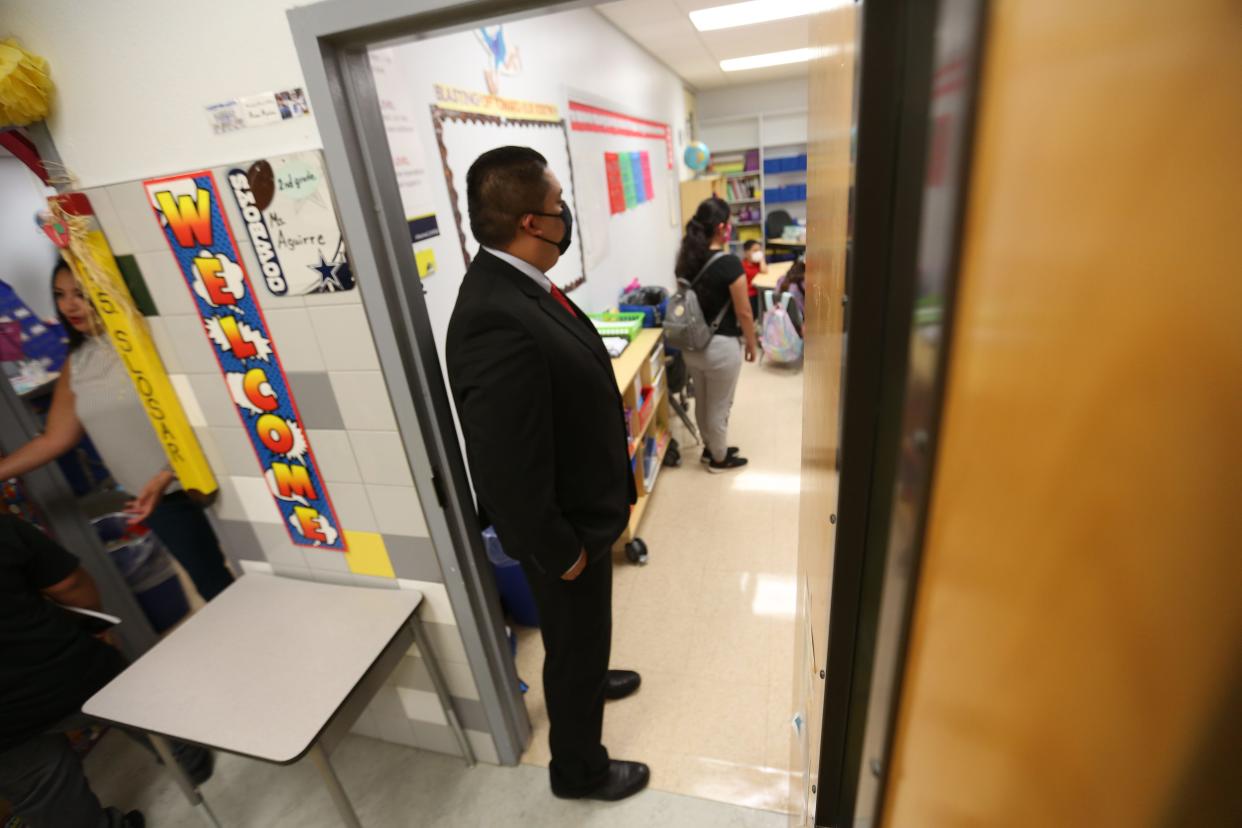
[604,151,654,215]
[369,48,441,252]
[226,151,355,297]
[144,171,347,552]
[430,85,586,292]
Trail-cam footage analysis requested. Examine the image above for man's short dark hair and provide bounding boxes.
[466,146,550,248]
[743,240,762,251]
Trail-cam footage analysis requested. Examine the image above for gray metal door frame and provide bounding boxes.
[287,0,601,764]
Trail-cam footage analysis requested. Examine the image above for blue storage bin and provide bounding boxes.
[619,304,658,328]
[483,526,539,627]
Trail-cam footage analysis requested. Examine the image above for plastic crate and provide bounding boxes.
[589,311,645,341]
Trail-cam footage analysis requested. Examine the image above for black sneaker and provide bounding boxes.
[707,455,749,474]
[124,811,146,828]
[700,447,739,464]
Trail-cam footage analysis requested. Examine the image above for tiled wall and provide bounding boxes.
[80,167,499,764]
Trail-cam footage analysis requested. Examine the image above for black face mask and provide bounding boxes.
[530,200,573,256]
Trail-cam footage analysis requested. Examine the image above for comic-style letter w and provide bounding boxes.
[155,188,213,248]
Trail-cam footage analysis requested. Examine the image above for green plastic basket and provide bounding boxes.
[589,311,645,342]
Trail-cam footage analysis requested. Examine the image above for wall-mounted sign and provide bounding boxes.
[205,87,311,135]
[604,151,654,215]
[433,83,559,123]
[144,171,346,551]
[226,151,355,296]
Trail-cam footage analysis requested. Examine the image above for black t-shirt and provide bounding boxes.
[0,515,124,750]
[692,253,746,338]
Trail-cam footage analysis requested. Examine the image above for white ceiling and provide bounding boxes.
[595,0,812,90]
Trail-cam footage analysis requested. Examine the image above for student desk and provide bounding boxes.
[610,328,670,564]
[752,260,793,293]
[83,573,474,827]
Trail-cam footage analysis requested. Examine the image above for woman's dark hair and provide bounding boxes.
[50,261,86,352]
[778,259,806,297]
[785,259,806,286]
[675,197,731,281]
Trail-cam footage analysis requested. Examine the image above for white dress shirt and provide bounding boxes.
[482,246,552,293]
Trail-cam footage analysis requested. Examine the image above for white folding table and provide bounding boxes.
[84,573,475,826]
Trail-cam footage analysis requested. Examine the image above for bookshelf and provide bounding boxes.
[709,149,764,254]
[698,110,809,254]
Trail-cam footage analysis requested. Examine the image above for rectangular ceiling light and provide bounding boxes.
[720,47,818,72]
[690,0,847,32]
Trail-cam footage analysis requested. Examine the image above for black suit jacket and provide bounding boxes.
[446,249,636,576]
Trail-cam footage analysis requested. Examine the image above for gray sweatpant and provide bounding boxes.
[683,335,743,463]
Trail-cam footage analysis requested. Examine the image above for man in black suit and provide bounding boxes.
[447,146,648,801]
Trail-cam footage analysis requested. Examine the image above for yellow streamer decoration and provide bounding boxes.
[0,39,53,127]
[53,201,218,497]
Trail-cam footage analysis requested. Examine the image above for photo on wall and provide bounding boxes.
[430,106,586,292]
[225,150,356,297]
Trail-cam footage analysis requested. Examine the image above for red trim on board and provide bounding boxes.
[567,100,667,130]
[569,123,667,140]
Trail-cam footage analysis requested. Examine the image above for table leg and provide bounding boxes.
[149,733,220,827]
[309,742,362,828]
[409,616,476,767]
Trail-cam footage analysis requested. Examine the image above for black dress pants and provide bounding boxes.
[521,552,613,795]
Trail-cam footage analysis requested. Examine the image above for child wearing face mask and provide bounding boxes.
[741,240,767,321]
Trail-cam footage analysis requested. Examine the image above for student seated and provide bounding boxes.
[0,514,212,827]
[741,239,767,321]
[776,258,807,338]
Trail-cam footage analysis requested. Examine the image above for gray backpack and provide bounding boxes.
[664,252,728,351]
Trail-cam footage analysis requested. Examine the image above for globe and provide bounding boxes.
[683,142,711,172]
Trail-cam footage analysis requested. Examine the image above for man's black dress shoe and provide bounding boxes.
[604,669,641,700]
[553,760,650,801]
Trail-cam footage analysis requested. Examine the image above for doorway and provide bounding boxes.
[289,0,865,818]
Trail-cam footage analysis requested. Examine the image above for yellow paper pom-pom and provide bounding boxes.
[0,38,54,127]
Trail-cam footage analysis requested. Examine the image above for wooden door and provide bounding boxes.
[882,2,1242,825]
[791,2,858,821]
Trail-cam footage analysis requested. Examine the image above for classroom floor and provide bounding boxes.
[515,355,804,814]
[84,729,785,827]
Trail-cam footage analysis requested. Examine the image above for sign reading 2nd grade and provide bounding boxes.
[144,170,346,551]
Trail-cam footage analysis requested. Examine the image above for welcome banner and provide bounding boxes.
[143,171,346,551]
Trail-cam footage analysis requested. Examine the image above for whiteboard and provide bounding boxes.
[431,109,586,291]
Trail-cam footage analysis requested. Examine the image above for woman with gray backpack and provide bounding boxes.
[665,197,757,473]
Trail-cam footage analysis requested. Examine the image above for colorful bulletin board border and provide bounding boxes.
[143,171,346,551]
[48,193,218,497]
[568,100,673,170]
[604,151,654,215]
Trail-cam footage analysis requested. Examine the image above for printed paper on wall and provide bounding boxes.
[144,171,347,551]
[226,151,355,297]
[370,49,440,246]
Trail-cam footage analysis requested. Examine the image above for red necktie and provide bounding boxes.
[549,283,575,318]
